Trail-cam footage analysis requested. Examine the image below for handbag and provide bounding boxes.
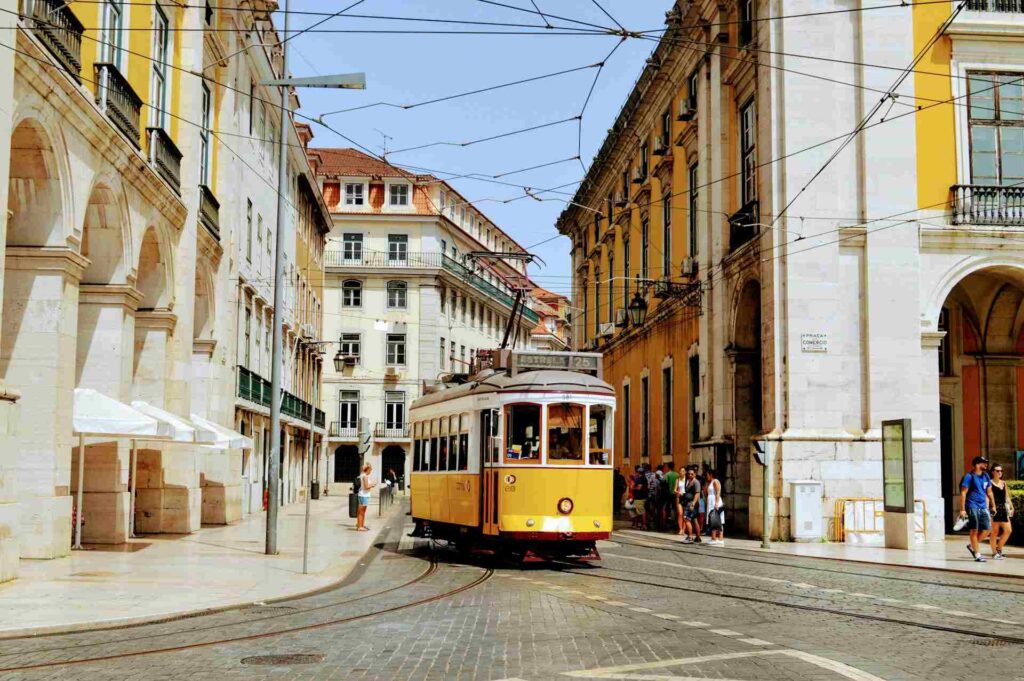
[625,498,635,511]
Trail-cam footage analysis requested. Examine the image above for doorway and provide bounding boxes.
[940,403,955,533]
[333,445,360,484]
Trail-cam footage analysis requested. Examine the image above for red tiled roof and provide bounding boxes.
[314,148,434,181]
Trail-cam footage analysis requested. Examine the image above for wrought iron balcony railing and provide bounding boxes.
[22,0,84,81]
[966,0,1022,11]
[329,421,358,439]
[147,127,182,194]
[94,62,142,147]
[199,184,220,241]
[951,184,1024,227]
[237,365,323,428]
[728,200,760,252]
[374,422,410,439]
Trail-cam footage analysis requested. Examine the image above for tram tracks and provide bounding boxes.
[613,532,1024,595]
[0,550,494,673]
[553,545,1024,646]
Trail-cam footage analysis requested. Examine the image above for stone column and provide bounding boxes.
[72,285,142,544]
[133,310,201,534]
[0,0,20,582]
[3,247,86,558]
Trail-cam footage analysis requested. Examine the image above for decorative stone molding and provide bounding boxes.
[652,154,674,187]
[4,245,89,280]
[921,330,946,349]
[135,309,178,333]
[78,284,144,312]
[192,339,217,356]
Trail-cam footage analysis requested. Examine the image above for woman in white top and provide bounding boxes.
[356,463,375,532]
[704,469,724,546]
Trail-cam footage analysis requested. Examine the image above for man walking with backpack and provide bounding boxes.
[959,456,996,562]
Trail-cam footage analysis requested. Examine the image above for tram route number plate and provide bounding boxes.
[513,353,600,371]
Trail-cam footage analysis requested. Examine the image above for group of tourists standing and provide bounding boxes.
[616,462,725,546]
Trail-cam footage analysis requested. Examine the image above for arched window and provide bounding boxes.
[342,279,362,307]
[387,280,407,309]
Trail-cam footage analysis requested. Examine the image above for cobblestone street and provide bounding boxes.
[1,508,1021,681]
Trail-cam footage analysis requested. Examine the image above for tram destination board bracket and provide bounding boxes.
[491,350,603,379]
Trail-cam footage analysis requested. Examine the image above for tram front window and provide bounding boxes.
[547,403,584,464]
[589,404,612,466]
[505,404,541,463]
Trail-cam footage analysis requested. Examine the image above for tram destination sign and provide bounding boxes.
[498,350,603,377]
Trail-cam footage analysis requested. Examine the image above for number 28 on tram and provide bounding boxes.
[408,351,615,561]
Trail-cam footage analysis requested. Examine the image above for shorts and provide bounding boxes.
[357,495,370,507]
[967,507,991,531]
[684,505,699,520]
[632,499,647,515]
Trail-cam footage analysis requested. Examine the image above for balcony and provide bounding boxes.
[952,185,1024,226]
[94,62,142,147]
[199,184,220,241]
[329,421,359,440]
[374,422,410,440]
[325,250,443,269]
[728,200,760,252]
[147,127,182,194]
[237,365,324,428]
[441,254,541,324]
[22,0,84,82]
[966,0,1022,10]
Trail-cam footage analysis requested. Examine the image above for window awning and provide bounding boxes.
[191,413,254,450]
[73,389,170,438]
[132,401,217,444]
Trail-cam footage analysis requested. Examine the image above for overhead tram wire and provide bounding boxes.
[576,37,628,173]
[474,0,616,34]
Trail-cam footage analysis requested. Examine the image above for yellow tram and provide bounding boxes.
[409,350,615,561]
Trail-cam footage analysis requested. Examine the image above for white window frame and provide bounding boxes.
[338,390,359,430]
[149,5,169,128]
[342,233,363,264]
[342,279,362,308]
[344,181,367,207]
[387,280,408,309]
[386,333,407,366]
[100,0,124,68]
[339,332,361,363]
[386,181,412,208]
[199,83,212,187]
[387,234,409,265]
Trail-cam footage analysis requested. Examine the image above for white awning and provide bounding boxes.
[131,401,217,444]
[191,413,254,450]
[73,389,170,438]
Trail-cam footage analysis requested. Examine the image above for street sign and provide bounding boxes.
[881,418,914,513]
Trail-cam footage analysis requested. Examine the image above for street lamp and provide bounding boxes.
[627,291,648,327]
[332,349,347,373]
[260,0,367,557]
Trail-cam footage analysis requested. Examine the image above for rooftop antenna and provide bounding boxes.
[374,128,392,157]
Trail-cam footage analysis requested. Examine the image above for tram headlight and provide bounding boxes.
[593,520,601,528]
[557,497,574,515]
[526,518,535,527]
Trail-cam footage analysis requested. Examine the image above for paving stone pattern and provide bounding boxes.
[1,520,1022,681]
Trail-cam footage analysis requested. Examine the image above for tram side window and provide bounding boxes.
[505,404,541,463]
[547,403,584,464]
[459,413,469,471]
[438,435,449,472]
[413,438,421,472]
[589,405,612,466]
[429,436,439,471]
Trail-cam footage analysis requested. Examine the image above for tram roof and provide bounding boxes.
[412,369,615,409]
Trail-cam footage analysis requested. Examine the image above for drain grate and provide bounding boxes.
[240,653,325,666]
[244,605,298,615]
[972,639,1009,647]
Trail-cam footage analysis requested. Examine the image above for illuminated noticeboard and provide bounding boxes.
[508,351,601,376]
[881,418,914,513]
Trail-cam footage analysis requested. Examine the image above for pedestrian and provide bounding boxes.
[356,462,375,532]
[677,466,701,542]
[959,455,995,562]
[704,468,725,546]
[632,466,649,529]
[643,464,658,530]
[614,469,627,518]
[989,463,1014,560]
[665,462,679,529]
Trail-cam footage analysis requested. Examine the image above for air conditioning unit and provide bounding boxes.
[599,322,615,338]
[652,278,673,299]
[677,99,696,122]
[341,355,358,366]
[614,308,628,328]
[681,257,697,276]
[632,168,646,184]
[653,138,670,156]
[614,192,628,208]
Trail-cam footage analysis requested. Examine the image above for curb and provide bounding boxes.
[0,501,408,640]
[614,529,1024,581]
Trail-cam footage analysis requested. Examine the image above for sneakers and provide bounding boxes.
[707,539,725,547]
[975,554,987,563]
[680,537,693,544]
[994,551,1005,560]
[967,544,978,559]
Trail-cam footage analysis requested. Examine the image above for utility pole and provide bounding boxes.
[266,0,291,556]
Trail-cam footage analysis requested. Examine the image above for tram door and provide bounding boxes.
[481,409,500,535]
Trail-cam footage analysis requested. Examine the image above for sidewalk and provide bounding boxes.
[0,492,406,637]
[616,527,1024,579]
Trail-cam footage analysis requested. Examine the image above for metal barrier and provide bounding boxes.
[832,497,928,544]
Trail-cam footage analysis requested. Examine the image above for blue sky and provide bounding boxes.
[286,1,669,297]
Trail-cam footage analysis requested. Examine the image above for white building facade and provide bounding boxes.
[310,149,537,487]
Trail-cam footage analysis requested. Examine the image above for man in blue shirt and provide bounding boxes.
[959,455,996,562]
